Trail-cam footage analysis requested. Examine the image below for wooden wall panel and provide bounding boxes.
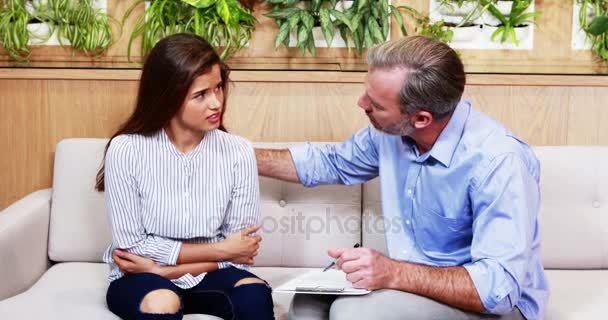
[1,72,607,210]
[0,80,51,209]
[567,87,608,145]
[225,82,368,142]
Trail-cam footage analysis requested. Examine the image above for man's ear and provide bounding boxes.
[412,110,434,129]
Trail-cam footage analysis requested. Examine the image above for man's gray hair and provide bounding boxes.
[366,36,466,119]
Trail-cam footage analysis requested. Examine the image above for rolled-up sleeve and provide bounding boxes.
[288,126,381,187]
[464,153,540,314]
[105,136,182,266]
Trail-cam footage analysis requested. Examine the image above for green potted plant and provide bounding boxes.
[482,0,540,45]
[264,0,410,56]
[124,0,256,60]
[0,0,31,62]
[576,0,608,61]
[34,0,116,56]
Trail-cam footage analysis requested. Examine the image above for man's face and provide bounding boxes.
[357,67,414,136]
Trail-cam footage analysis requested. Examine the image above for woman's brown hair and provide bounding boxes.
[95,33,230,192]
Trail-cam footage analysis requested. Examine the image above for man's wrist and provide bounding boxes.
[388,259,409,290]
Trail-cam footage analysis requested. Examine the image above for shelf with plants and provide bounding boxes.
[429,0,541,50]
[262,0,453,57]
[124,0,256,60]
[572,0,608,62]
[0,0,116,63]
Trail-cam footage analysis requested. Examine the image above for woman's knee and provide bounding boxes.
[140,289,181,314]
[234,277,268,288]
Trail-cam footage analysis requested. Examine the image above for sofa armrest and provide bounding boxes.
[0,189,52,300]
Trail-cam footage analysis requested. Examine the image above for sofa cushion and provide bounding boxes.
[49,139,361,267]
[0,262,315,320]
[49,139,110,262]
[535,147,608,269]
[545,269,608,319]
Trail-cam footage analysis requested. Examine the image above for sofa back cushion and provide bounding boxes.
[49,139,361,267]
[535,146,608,269]
[362,146,608,270]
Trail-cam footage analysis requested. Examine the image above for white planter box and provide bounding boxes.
[571,2,595,50]
[431,0,535,50]
[430,0,485,25]
[445,24,533,50]
[26,0,107,46]
[482,0,533,26]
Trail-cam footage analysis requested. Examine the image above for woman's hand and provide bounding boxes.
[112,249,163,275]
[221,225,262,265]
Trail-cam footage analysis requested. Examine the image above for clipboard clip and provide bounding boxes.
[295,286,345,293]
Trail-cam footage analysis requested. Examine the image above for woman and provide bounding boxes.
[95,33,274,320]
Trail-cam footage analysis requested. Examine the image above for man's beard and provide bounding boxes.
[379,117,415,136]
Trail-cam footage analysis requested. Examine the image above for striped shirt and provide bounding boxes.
[101,128,260,289]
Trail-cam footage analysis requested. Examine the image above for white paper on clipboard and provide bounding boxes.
[274,269,371,295]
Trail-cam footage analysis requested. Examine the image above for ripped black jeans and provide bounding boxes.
[106,267,274,320]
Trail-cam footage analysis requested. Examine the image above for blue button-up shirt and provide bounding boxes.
[289,101,548,320]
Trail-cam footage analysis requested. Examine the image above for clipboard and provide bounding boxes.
[273,269,371,295]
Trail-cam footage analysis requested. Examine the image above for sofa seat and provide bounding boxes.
[545,270,608,319]
[0,262,314,320]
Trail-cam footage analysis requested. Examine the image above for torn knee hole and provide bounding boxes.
[234,277,269,288]
[140,289,181,314]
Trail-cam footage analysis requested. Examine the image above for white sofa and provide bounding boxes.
[0,139,606,319]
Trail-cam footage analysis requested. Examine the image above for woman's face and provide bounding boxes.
[173,64,224,134]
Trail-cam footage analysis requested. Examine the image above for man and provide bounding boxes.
[255,36,548,320]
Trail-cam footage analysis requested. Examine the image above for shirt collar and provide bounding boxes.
[427,100,470,167]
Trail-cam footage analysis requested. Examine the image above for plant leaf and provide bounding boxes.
[319,8,334,47]
[364,27,373,49]
[275,19,290,48]
[587,16,608,36]
[390,5,407,36]
[288,10,301,32]
[216,0,234,25]
[331,9,353,31]
[181,0,217,9]
[368,18,384,43]
[301,11,314,31]
[298,24,309,44]
[358,0,368,12]
[264,7,300,19]
[311,0,321,12]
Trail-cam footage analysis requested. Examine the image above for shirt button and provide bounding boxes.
[405,219,411,225]
[592,201,600,208]
[279,200,287,207]
[407,189,412,195]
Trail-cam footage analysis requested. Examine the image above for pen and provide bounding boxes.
[322,243,360,272]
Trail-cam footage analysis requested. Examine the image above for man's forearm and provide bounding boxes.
[255,149,300,183]
[391,261,485,313]
[159,262,219,280]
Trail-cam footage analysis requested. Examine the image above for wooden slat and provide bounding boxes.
[1,68,608,86]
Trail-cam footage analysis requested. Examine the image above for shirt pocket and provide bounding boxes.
[412,204,473,258]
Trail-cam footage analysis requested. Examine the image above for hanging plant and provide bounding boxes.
[481,0,540,45]
[577,0,608,61]
[34,0,116,56]
[0,0,31,62]
[124,0,256,60]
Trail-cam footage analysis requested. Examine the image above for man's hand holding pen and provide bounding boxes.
[327,244,400,291]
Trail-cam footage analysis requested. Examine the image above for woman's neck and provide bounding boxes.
[164,125,204,154]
